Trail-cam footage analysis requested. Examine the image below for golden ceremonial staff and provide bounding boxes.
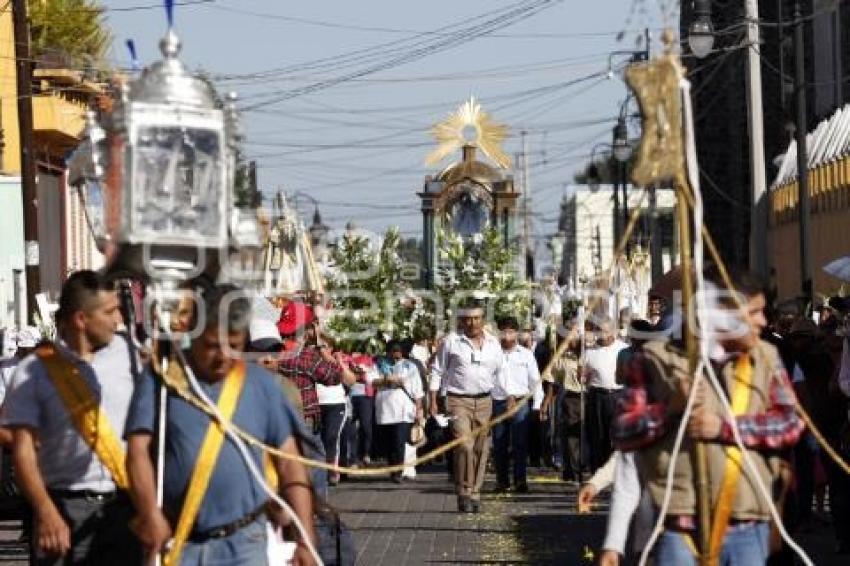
[624,31,712,566]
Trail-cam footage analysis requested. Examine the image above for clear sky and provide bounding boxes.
[101,0,676,253]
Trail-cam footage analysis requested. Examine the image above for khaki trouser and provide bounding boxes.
[447,394,492,501]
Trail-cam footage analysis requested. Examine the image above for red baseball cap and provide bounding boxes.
[277,301,316,337]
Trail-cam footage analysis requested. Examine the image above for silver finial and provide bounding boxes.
[159,29,182,59]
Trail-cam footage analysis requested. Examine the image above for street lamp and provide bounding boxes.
[612,116,632,255]
[688,0,715,59]
[68,110,109,252]
[612,118,632,163]
[685,0,769,279]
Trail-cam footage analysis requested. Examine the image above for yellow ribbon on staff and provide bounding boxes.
[708,354,753,563]
[163,361,246,566]
[37,345,129,490]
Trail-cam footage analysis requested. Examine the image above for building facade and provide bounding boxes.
[680,0,850,290]
[555,185,677,289]
[0,3,106,316]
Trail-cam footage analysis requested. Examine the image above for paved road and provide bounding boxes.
[330,466,606,565]
[0,466,845,565]
[330,465,847,566]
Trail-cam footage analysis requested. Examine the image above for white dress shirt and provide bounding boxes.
[429,332,504,396]
[583,339,628,390]
[492,345,544,409]
[376,359,423,425]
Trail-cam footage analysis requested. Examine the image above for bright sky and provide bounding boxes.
[101,0,676,253]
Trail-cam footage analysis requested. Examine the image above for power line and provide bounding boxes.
[241,0,564,110]
[209,1,651,40]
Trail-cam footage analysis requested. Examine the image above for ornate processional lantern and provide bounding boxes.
[68,14,262,300]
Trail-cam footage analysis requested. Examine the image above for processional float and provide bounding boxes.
[67,2,320,564]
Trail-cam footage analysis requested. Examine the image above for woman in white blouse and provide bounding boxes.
[374,341,423,483]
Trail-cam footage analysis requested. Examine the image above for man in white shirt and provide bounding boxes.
[583,317,628,472]
[492,317,542,493]
[430,304,503,513]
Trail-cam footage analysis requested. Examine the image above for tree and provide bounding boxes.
[435,227,531,326]
[28,0,112,68]
[324,227,413,353]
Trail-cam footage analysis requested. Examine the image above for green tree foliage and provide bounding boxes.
[28,0,112,68]
[436,227,531,325]
[325,227,414,353]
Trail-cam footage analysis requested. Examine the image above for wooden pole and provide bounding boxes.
[676,180,711,565]
[12,0,40,324]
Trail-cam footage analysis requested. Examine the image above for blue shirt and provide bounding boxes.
[0,335,139,491]
[125,362,292,532]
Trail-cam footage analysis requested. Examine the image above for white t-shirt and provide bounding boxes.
[376,359,423,425]
[316,383,347,405]
[583,339,629,390]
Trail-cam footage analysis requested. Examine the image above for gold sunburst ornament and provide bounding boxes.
[426,97,511,169]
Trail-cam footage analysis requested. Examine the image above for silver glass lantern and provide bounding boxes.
[68,110,110,252]
[106,28,232,283]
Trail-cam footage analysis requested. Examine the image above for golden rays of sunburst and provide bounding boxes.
[426,97,511,169]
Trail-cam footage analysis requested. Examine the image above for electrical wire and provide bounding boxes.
[241,0,564,109]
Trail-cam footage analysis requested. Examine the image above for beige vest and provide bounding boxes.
[637,339,785,520]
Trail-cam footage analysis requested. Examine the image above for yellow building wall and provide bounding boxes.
[0,4,21,174]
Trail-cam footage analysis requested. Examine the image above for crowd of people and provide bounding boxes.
[0,267,849,565]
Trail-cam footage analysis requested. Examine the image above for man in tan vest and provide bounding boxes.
[613,270,804,565]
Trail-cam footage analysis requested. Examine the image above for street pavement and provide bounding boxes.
[331,464,848,566]
[0,466,845,565]
[330,465,606,565]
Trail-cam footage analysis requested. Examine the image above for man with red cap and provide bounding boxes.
[276,300,356,437]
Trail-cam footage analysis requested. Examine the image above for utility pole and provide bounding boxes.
[13,0,40,324]
[745,0,768,279]
[521,131,534,279]
[593,224,602,274]
[794,2,812,304]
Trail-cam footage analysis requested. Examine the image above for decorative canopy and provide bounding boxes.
[426,97,511,170]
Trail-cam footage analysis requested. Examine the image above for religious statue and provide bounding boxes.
[448,190,489,238]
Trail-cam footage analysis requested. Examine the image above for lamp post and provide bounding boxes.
[612,115,632,255]
[687,0,768,279]
[793,2,812,304]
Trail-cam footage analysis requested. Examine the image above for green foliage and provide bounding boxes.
[28,0,112,68]
[325,227,417,353]
[435,227,531,325]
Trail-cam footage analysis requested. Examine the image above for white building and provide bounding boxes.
[554,184,677,288]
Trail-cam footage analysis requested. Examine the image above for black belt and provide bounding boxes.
[447,391,491,399]
[588,386,618,394]
[188,506,265,543]
[49,489,122,503]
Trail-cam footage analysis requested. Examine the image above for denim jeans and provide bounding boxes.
[180,517,268,566]
[655,522,770,566]
[492,399,531,487]
[349,395,374,462]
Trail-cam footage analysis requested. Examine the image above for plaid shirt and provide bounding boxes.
[277,346,343,422]
[613,348,804,452]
